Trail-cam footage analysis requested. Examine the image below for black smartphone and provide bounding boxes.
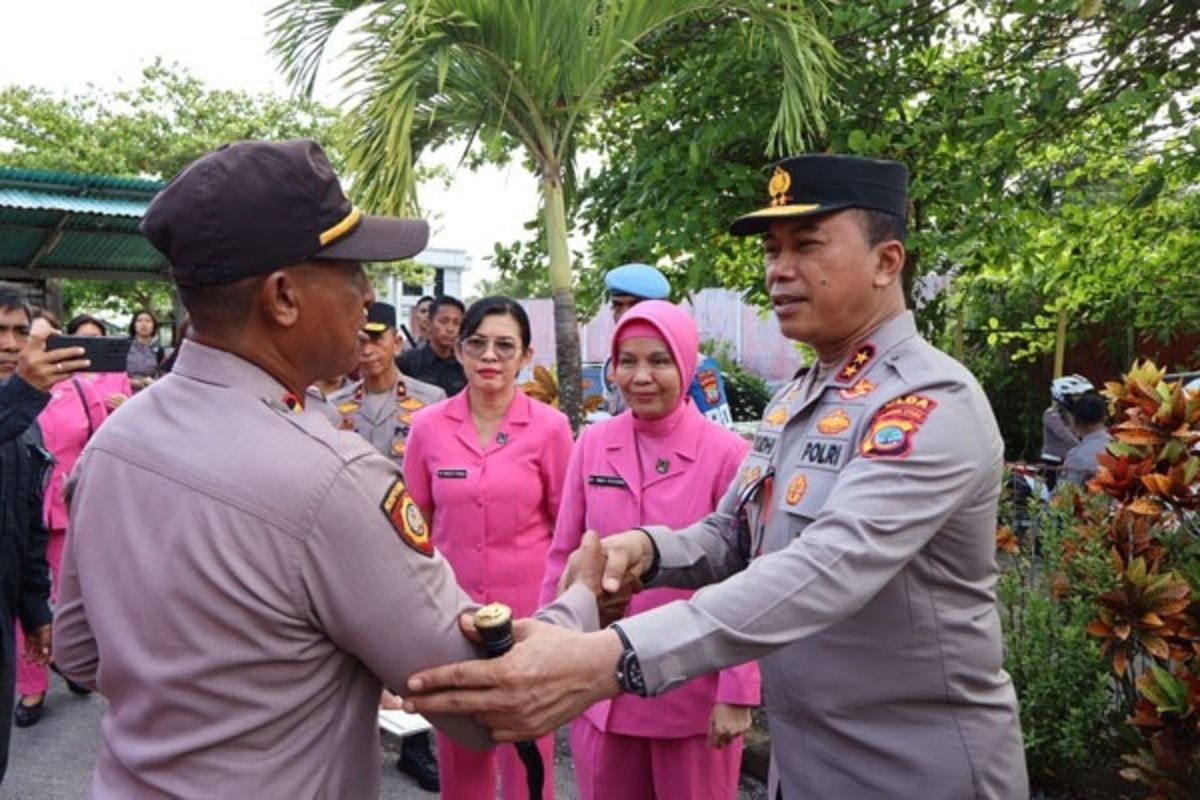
[46,335,132,373]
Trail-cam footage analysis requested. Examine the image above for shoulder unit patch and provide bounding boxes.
[380,478,433,557]
[860,394,938,460]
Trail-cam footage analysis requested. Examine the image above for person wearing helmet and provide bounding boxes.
[601,264,734,428]
[1041,373,1094,488]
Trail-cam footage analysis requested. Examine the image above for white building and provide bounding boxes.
[378,247,470,335]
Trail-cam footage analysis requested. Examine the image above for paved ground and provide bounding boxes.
[2,673,768,798]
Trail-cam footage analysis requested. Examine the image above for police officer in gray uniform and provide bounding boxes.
[326,302,445,468]
[404,154,1029,799]
[52,139,600,798]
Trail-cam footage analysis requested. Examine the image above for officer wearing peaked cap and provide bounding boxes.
[325,302,446,469]
[403,154,1028,800]
[51,138,601,798]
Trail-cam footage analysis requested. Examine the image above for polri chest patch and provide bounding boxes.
[796,437,847,470]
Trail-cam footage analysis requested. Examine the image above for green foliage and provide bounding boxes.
[0,61,338,319]
[59,280,175,325]
[571,0,1198,448]
[0,60,337,179]
[269,0,835,428]
[997,485,1121,791]
[701,339,770,422]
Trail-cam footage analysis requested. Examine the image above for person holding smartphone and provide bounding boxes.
[65,314,133,412]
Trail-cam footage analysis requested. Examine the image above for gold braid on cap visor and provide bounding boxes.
[319,207,363,246]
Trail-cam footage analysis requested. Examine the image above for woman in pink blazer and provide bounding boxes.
[405,296,573,800]
[540,300,759,800]
[66,314,132,412]
[14,312,107,727]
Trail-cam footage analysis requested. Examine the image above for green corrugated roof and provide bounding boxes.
[0,166,169,280]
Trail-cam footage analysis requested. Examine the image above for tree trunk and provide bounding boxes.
[541,175,583,431]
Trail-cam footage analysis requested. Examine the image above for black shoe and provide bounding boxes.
[13,695,44,728]
[397,735,440,792]
[50,661,92,696]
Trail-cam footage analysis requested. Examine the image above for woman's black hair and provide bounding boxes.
[128,309,159,337]
[66,314,107,335]
[459,296,531,349]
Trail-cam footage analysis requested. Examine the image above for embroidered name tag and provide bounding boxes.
[588,474,627,488]
[437,469,468,479]
[752,434,778,456]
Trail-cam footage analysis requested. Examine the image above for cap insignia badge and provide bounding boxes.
[768,166,793,208]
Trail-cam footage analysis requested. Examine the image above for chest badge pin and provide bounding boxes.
[656,458,669,474]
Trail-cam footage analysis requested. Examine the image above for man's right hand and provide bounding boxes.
[558,528,657,625]
[17,330,88,392]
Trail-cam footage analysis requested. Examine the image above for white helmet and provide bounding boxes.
[1051,374,1094,406]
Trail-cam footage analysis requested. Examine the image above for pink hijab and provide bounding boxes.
[611,300,699,408]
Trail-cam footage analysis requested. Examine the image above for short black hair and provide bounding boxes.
[416,295,435,307]
[460,296,531,349]
[856,208,906,247]
[430,295,466,320]
[1072,392,1108,426]
[0,283,31,323]
[66,314,107,335]
[128,309,160,337]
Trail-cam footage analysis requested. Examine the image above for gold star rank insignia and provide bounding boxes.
[837,345,875,382]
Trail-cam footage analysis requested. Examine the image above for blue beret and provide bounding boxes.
[604,263,670,300]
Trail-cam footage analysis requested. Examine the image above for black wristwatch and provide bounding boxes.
[610,623,647,697]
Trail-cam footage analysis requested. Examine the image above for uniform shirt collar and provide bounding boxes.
[172,339,302,413]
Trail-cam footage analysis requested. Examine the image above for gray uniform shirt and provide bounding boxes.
[1062,428,1112,485]
[53,340,595,799]
[616,312,1027,799]
[323,373,446,468]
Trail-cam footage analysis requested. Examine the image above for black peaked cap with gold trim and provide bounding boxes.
[729,154,908,237]
[142,138,429,286]
[363,301,397,334]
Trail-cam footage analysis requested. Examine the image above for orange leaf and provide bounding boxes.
[1141,634,1169,660]
[1115,648,1128,677]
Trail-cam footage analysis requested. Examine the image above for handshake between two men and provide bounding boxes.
[402,528,658,742]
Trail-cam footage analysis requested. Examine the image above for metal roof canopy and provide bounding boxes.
[0,166,168,282]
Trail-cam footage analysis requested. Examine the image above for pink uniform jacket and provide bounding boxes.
[540,402,760,739]
[79,371,133,412]
[39,378,107,530]
[404,389,573,617]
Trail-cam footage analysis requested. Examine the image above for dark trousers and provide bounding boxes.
[0,613,16,784]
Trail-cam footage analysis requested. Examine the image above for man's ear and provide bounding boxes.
[872,240,906,289]
[259,269,302,328]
